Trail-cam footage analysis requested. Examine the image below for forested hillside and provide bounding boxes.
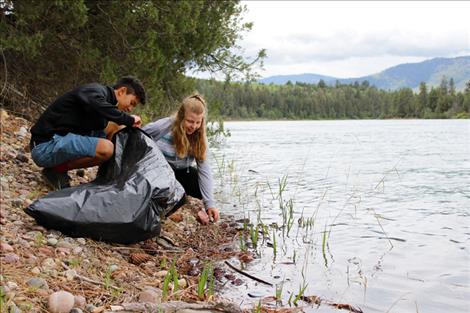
[197,78,470,119]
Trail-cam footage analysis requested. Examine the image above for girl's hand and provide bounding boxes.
[207,208,219,223]
[197,210,210,225]
[197,208,219,225]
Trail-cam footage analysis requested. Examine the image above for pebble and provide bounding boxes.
[85,304,96,312]
[6,281,18,290]
[72,246,83,254]
[49,230,62,237]
[65,269,77,281]
[138,289,162,304]
[38,246,54,256]
[155,270,168,278]
[17,239,30,248]
[11,199,23,207]
[15,153,28,163]
[47,238,58,246]
[31,267,41,275]
[74,295,86,308]
[70,309,83,313]
[76,238,86,245]
[26,277,49,290]
[109,265,119,273]
[42,257,57,269]
[48,290,75,313]
[56,240,74,249]
[178,278,187,288]
[0,242,14,252]
[2,253,20,263]
[15,127,28,138]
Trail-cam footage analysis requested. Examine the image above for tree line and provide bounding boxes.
[197,78,470,120]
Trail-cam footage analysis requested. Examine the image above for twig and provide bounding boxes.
[60,262,142,291]
[224,260,273,286]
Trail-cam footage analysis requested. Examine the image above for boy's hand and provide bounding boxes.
[131,115,142,128]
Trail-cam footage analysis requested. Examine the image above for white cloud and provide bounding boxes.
[239,1,470,78]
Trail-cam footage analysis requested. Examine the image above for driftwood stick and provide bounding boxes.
[224,261,273,286]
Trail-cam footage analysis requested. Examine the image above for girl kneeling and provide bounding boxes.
[143,95,219,224]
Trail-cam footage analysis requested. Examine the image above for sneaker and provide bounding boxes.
[41,168,71,190]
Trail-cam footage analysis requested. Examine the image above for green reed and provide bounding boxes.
[197,262,214,300]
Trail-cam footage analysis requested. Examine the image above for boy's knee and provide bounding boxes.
[96,139,114,161]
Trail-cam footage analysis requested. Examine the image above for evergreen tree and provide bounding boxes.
[417,82,428,116]
[1,0,265,119]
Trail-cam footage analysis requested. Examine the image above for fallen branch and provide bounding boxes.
[107,299,243,313]
[224,260,273,286]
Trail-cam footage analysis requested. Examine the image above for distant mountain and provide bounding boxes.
[260,56,470,91]
[260,73,336,85]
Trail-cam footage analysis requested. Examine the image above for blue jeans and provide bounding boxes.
[31,131,105,168]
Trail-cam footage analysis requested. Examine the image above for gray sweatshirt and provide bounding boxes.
[143,117,216,209]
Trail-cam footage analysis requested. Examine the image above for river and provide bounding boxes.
[211,119,470,312]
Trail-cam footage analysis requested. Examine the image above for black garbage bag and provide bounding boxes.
[24,128,185,244]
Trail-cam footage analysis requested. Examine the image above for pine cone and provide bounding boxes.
[129,252,152,265]
[141,239,159,255]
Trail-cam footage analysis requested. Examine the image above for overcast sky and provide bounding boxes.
[238,1,470,79]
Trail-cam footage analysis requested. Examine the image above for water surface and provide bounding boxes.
[212,119,469,312]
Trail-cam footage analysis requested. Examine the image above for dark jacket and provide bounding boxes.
[30,83,134,147]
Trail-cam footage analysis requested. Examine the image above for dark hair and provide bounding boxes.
[113,76,146,105]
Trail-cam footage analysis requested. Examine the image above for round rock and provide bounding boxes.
[48,290,75,313]
[2,253,19,263]
[0,242,14,252]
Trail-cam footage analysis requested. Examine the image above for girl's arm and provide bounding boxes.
[142,116,173,141]
[197,153,217,211]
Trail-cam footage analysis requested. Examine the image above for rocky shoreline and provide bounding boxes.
[0,109,254,313]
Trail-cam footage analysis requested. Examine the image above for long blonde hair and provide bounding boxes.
[171,94,207,161]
